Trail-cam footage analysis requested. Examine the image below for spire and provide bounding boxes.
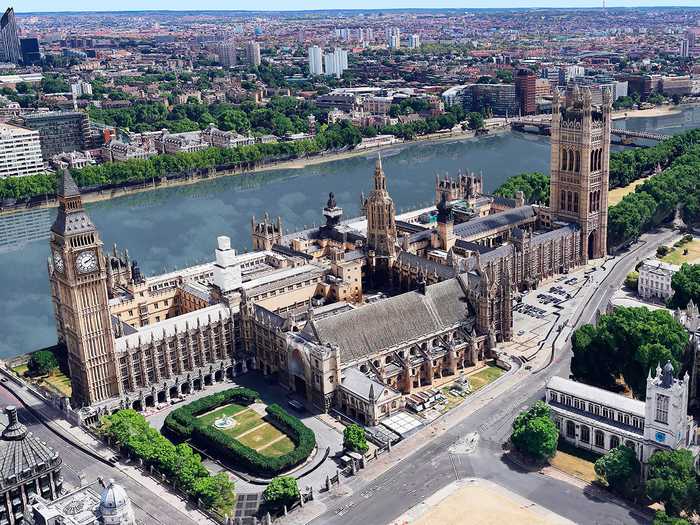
[374,153,386,191]
[57,169,80,198]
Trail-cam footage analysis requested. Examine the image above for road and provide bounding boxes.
[311,228,676,525]
[0,381,201,525]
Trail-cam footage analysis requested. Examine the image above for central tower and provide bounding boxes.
[363,155,397,279]
[49,170,121,407]
[549,86,611,262]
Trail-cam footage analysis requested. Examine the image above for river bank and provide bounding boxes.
[0,126,506,216]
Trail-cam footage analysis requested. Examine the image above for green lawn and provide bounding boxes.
[468,365,504,392]
[662,239,700,265]
[12,364,72,397]
[196,403,296,457]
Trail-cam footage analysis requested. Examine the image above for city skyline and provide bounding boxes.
[14,0,700,13]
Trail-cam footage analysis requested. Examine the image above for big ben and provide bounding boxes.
[49,170,121,407]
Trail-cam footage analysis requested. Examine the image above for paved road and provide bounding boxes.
[312,228,676,525]
[0,383,200,525]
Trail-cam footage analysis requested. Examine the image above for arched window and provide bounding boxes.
[561,149,568,170]
[595,430,605,448]
[575,150,581,173]
[590,150,595,171]
[573,192,579,213]
[566,420,576,438]
[609,435,620,450]
[580,425,590,443]
[560,190,566,211]
[568,149,575,171]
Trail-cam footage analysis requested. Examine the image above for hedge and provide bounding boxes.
[163,388,315,476]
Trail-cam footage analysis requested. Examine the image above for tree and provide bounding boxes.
[27,350,59,376]
[192,473,236,512]
[670,264,700,309]
[570,307,689,398]
[646,449,699,517]
[594,445,640,495]
[343,424,369,454]
[510,401,558,461]
[657,245,671,257]
[625,271,639,290]
[653,511,690,525]
[263,476,300,509]
[494,172,550,205]
[467,112,485,130]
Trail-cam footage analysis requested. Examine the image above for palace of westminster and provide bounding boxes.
[48,87,613,425]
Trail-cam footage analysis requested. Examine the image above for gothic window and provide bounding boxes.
[655,394,669,424]
[573,192,579,213]
[575,150,581,173]
[580,425,590,443]
[595,430,605,448]
[568,149,575,172]
[560,190,566,212]
[590,150,595,171]
[609,435,620,449]
[562,149,568,171]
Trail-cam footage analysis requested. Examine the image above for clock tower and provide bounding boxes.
[49,170,121,407]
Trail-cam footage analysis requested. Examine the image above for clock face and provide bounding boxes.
[76,250,98,274]
[52,250,64,273]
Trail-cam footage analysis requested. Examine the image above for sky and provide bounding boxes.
[14,0,700,13]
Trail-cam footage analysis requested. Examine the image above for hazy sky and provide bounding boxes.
[14,0,700,13]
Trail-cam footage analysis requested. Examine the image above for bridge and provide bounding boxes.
[509,117,670,144]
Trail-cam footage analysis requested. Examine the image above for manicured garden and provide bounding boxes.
[164,388,315,476]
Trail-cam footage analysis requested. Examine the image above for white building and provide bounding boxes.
[70,80,93,98]
[324,48,349,79]
[102,140,157,162]
[408,34,421,49]
[246,41,261,67]
[0,122,44,178]
[387,27,400,49]
[308,45,323,76]
[202,124,255,149]
[546,363,697,469]
[217,40,237,68]
[638,259,680,302]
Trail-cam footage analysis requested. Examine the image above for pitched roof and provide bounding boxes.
[453,206,536,239]
[340,367,400,402]
[546,376,645,417]
[57,169,80,198]
[301,278,472,362]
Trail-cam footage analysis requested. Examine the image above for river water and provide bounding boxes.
[1,105,699,358]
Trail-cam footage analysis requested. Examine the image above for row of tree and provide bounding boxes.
[494,172,550,205]
[99,409,236,514]
[0,120,362,200]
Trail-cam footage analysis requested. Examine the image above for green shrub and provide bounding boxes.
[163,388,316,477]
[343,424,369,454]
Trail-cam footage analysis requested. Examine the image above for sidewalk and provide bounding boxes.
[0,371,215,525]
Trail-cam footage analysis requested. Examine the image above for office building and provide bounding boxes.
[19,111,91,160]
[217,40,237,68]
[19,37,41,65]
[515,68,537,115]
[461,83,519,117]
[408,34,421,49]
[308,45,323,76]
[246,41,261,67]
[324,48,349,78]
[0,7,20,64]
[0,122,44,178]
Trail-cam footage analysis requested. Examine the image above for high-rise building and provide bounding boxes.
[49,170,123,407]
[408,34,421,49]
[217,40,237,67]
[308,45,323,76]
[0,123,44,178]
[549,86,611,261]
[20,37,41,65]
[388,27,400,49]
[246,41,261,67]
[18,111,91,160]
[0,7,20,64]
[681,39,691,58]
[323,48,348,78]
[70,80,93,98]
[515,68,537,115]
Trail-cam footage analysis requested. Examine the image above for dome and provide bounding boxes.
[98,479,136,525]
[100,479,128,511]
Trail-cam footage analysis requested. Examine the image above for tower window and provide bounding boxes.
[655,394,669,424]
[575,151,580,173]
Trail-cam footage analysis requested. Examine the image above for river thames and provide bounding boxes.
[1,105,699,358]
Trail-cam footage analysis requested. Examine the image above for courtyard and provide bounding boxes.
[196,402,295,457]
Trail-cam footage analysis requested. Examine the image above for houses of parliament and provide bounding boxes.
[48,87,611,425]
